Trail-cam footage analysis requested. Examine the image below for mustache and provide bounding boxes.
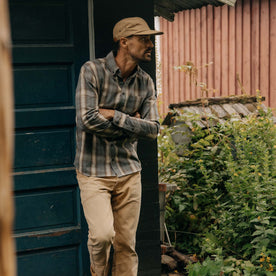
[145,48,153,53]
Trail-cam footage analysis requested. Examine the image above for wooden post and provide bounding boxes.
[0,0,16,275]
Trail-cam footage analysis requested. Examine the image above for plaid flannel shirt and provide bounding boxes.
[74,51,159,177]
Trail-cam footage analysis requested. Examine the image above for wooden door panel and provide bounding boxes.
[10,0,90,275]
[17,247,79,276]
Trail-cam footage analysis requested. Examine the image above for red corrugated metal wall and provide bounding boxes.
[158,0,276,117]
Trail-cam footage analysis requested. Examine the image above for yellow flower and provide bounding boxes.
[258,216,261,220]
[268,264,273,272]
[258,173,262,176]
[190,214,196,220]
[266,257,271,262]
[260,257,265,262]
[274,145,276,148]
[260,264,263,268]
[234,173,238,176]
[260,252,265,256]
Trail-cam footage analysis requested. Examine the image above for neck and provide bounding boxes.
[115,50,138,81]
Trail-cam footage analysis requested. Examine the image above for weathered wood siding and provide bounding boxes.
[159,0,276,117]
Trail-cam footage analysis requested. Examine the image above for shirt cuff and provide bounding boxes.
[113,110,127,128]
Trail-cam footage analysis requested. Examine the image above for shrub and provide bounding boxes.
[158,103,276,274]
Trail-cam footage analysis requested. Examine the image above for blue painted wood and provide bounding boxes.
[14,168,77,192]
[14,65,72,108]
[15,107,75,129]
[9,0,90,275]
[14,189,78,232]
[17,247,79,276]
[14,129,73,169]
[10,2,72,43]
[15,226,81,253]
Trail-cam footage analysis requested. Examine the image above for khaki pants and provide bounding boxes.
[76,171,141,276]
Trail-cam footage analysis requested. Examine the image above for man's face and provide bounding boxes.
[126,35,154,62]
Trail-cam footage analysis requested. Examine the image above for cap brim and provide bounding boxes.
[134,30,164,36]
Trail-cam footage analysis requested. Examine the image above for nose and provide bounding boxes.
[147,38,154,48]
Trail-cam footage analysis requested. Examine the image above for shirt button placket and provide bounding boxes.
[110,143,115,162]
[110,143,120,176]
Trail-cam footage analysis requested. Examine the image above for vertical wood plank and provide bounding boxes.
[207,5,214,95]
[175,13,181,103]
[260,0,270,106]
[221,4,229,96]
[251,0,260,96]
[0,0,15,275]
[159,18,163,116]
[179,12,185,103]
[235,0,243,94]
[229,5,236,95]
[160,19,169,115]
[184,10,191,101]
[214,6,222,95]
[168,21,174,106]
[201,6,208,96]
[270,0,276,109]
[242,0,251,94]
[196,8,202,98]
[190,9,196,100]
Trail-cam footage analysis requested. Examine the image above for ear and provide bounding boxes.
[120,37,128,49]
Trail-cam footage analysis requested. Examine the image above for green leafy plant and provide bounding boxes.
[158,103,276,274]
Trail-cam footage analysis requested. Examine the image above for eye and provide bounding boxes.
[139,36,153,44]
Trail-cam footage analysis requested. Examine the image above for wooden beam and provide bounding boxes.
[0,0,15,275]
[169,95,265,109]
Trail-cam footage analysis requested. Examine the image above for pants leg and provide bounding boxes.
[111,172,141,276]
[77,172,116,276]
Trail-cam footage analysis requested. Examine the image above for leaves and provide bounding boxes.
[159,107,276,273]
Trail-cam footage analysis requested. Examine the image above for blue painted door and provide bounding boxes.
[10,0,90,275]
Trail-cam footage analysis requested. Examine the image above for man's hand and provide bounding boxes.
[133,112,140,118]
[99,108,115,120]
[99,109,141,120]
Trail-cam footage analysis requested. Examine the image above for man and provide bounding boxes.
[74,17,163,276]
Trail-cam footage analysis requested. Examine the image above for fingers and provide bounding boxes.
[134,112,140,118]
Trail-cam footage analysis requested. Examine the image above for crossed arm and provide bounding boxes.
[76,63,160,140]
[99,109,140,120]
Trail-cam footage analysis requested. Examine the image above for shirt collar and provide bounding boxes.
[106,51,120,75]
[106,51,141,79]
